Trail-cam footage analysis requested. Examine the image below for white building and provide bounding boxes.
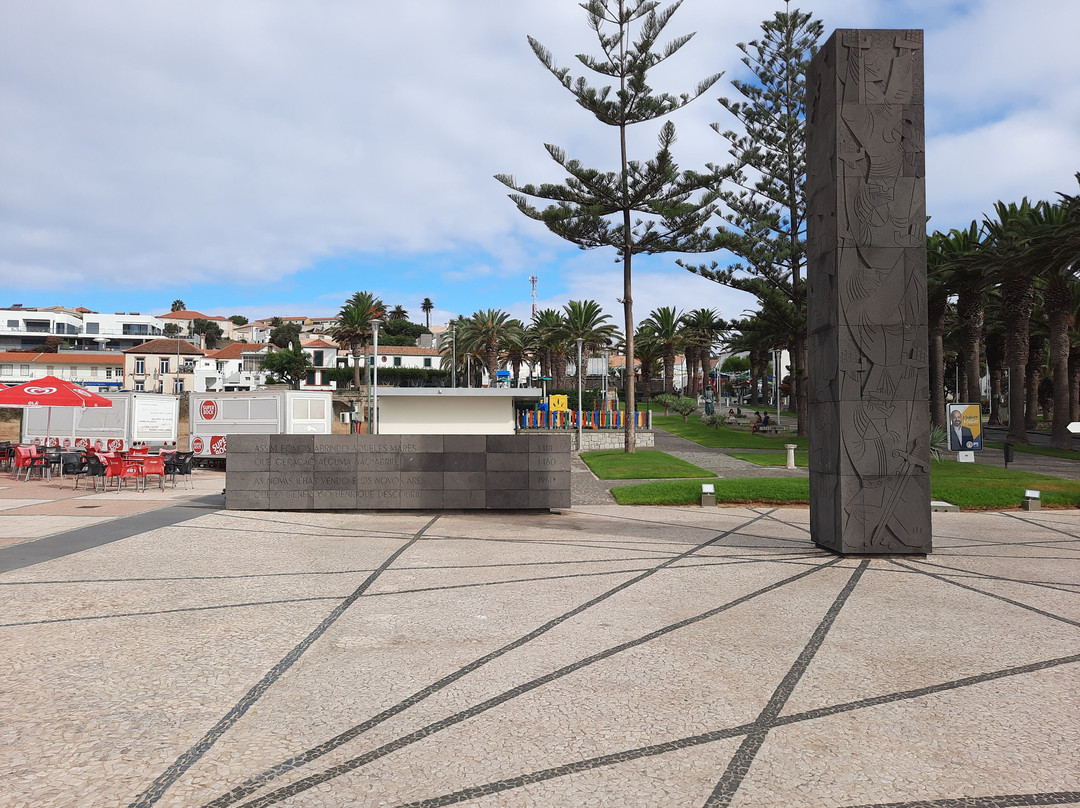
[0,306,171,351]
[192,342,272,392]
[0,350,125,390]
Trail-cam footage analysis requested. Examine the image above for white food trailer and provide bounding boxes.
[188,390,333,458]
[21,392,179,452]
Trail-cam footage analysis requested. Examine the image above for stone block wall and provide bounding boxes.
[224,433,572,511]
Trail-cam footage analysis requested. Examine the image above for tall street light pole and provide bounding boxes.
[371,319,382,435]
[576,337,584,450]
[451,322,456,389]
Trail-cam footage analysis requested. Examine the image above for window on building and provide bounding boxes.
[7,320,18,328]
[105,367,113,379]
[306,370,316,386]
[85,322,99,334]
[46,366,54,375]
[90,366,98,377]
[135,357,145,374]
[393,357,402,367]
[174,378,184,393]
[423,358,432,368]
[123,323,149,335]
[20,364,29,375]
[160,358,170,374]
[0,364,11,376]
[135,380,145,391]
[313,350,324,367]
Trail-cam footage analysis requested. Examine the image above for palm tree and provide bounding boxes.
[421,297,435,328]
[388,305,408,321]
[984,199,1041,442]
[1024,200,1078,446]
[681,308,725,397]
[632,327,664,401]
[926,230,956,429]
[557,300,618,394]
[641,306,685,395]
[457,309,524,385]
[530,308,568,388]
[329,291,384,390]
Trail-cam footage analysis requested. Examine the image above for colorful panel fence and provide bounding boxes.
[517,410,650,430]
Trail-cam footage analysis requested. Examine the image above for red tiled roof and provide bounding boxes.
[301,338,338,349]
[208,342,270,360]
[159,310,228,321]
[122,339,204,355]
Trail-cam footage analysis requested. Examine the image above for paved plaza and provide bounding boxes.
[1,464,1079,807]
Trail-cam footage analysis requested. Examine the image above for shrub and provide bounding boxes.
[670,396,700,422]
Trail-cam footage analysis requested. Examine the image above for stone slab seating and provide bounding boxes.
[224,433,572,511]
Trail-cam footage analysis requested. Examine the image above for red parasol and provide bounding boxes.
[0,376,112,446]
[0,376,114,408]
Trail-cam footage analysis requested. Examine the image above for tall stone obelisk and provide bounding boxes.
[806,30,932,554]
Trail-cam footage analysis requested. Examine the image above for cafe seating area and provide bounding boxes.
[1,441,196,493]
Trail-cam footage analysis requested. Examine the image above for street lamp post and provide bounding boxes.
[371,319,382,435]
[451,322,456,389]
[576,338,584,450]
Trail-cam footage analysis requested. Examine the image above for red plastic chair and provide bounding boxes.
[103,454,143,493]
[13,446,50,481]
[139,456,166,491]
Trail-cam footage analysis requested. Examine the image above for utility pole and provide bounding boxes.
[529,275,538,318]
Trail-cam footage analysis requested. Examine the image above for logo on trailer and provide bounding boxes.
[93,439,103,450]
[62,438,71,449]
[75,438,89,449]
[200,400,218,420]
[107,439,123,452]
[210,436,227,455]
[33,437,41,446]
[192,437,205,453]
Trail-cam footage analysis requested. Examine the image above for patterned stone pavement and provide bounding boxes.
[2,500,1079,807]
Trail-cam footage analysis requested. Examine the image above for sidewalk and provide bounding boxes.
[1,500,1077,806]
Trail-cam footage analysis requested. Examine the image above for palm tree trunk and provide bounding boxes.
[958,289,984,406]
[1047,304,1073,448]
[985,334,1005,426]
[1003,278,1035,442]
[929,301,947,429]
[1070,345,1080,424]
[1025,335,1045,430]
[663,350,675,395]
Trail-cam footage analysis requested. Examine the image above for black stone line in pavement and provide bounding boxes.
[702,560,870,808]
[126,515,442,808]
[890,560,1080,630]
[838,790,1080,807]
[202,510,786,807]
[388,650,1080,808]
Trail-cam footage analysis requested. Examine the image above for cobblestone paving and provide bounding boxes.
[2,504,1078,807]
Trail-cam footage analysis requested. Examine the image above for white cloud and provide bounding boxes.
[1,0,1076,311]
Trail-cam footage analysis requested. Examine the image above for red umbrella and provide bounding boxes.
[0,375,112,446]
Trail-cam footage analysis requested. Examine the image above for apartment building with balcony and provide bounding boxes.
[0,305,171,351]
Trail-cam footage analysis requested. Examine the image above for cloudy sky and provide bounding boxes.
[2,0,1078,329]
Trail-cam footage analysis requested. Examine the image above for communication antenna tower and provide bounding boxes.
[529,275,538,317]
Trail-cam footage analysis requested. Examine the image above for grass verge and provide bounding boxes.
[580,449,716,480]
[652,415,807,449]
[983,441,1080,460]
[612,460,1080,509]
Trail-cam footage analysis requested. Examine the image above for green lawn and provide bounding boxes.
[728,451,808,467]
[983,441,1080,460]
[612,460,1080,509]
[580,450,716,480]
[652,414,808,449]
